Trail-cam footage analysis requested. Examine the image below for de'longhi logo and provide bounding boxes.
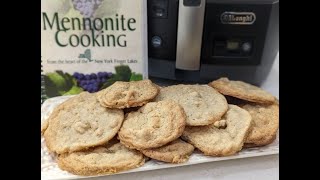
[221,12,256,25]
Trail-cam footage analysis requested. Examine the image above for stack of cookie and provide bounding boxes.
[152,83,253,156]
[41,78,279,176]
[41,80,159,176]
[209,78,279,147]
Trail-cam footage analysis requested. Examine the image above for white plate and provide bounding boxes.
[41,95,279,180]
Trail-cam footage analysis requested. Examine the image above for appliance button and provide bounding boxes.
[152,7,165,17]
[242,42,252,52]
[151,36,162,48]
[151,0,168,18]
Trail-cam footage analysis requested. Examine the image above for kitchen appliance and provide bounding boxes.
[147,0,279,85]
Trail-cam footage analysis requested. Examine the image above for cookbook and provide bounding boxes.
[41,0,148,102]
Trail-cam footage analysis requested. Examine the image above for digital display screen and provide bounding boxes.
[226,41,240,50]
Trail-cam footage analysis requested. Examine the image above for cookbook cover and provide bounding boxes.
[41,0,148,102]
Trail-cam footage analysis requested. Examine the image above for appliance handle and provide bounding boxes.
[176,0,206,71]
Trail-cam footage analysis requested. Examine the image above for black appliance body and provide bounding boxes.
[148,0,279,85]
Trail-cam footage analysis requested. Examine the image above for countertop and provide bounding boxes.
[91,54,279,180]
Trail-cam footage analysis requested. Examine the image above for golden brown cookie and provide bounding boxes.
[44,92,124,154]
[244,135,277,148]
[209,77,276,104]
[97,80,159,109]
[41,119,49,135]
[57,142,145,176]
[242,103,279,147]
[118,100,186,149]
[154,85,228,126]
[182,105,252,156]
[41,96,79,135]
[140,139,194,163]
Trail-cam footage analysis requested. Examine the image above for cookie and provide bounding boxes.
[97,80,159,109]
[118,100,186,149]
[57,142,145,176]
[154,85,228,126]
[244,134,277,148]
[41,96,81,135]
[44,92,124,154]
[209,77,276,104]
[182,105,252,156]
[140,139,194,163]
[41,119,49,135]
[242,103,279,147]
